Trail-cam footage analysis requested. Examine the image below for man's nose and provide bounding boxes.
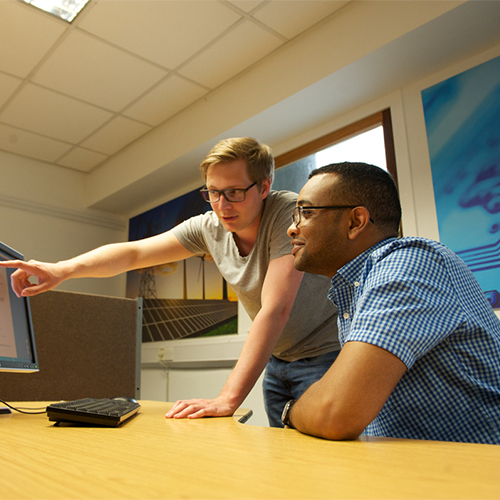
[217,194,233,209]
[287,222,299,238]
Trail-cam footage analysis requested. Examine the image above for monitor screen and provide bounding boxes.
[0,241,38,373]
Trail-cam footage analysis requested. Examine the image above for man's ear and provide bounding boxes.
[260,177,272,199]
[347,207,371,240]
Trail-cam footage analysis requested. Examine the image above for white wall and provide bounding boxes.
[0,150,127,296]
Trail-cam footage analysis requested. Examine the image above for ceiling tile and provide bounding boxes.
[31,30,168,112]
[78,1,242,69]
[227,1,266,14]
[123,75,208,127]
[0,72,22,109]
[56,147,108,172]
[0,0,67,78]
[179,20,283,88]
[0,84,113,143]
[0,123,72,163]
[253,1,348,39]
[81,116,152,155]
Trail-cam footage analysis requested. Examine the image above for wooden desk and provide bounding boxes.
[2,400,499,499]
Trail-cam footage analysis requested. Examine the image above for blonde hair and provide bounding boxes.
[200,137,274,184]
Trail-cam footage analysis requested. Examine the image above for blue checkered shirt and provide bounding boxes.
[328,237,500,444]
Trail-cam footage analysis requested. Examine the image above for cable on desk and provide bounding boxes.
[0,399,47,414]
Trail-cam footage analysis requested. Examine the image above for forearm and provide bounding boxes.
[165,254,303,419]
[288,382,361,440]
[220,255,303,408]
[55,242,139,280]
[219,309,289,409]
[287,342,408,440]
[165,309,290,420]
[57,230,194,282]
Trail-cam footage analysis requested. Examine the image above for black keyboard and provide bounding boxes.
[46,398,140,427]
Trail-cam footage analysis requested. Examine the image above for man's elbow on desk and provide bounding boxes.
[289,399,366,441]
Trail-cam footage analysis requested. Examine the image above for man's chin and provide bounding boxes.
[220,219,239,232]
[293,256,308,273]
[293,257,328,276]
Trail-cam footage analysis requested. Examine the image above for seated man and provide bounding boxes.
[282,161,500,444]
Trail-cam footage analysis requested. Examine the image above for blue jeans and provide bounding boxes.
[263,350,340,427]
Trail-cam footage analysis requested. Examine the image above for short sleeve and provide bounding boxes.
[171,213,211,255]
[264,192,297,262]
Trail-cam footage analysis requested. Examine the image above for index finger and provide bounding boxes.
[0,260,30,270]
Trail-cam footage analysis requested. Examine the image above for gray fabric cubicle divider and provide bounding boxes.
[2,290,142,402]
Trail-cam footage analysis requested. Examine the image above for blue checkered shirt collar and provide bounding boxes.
[328,238,397,298]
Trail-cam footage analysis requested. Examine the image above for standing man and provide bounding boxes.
[281,161,500,444]
[1,137,339,427]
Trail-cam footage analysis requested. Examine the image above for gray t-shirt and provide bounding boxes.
[172,190,339,361]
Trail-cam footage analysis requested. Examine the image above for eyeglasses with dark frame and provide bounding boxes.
[291,205,374,226]
[200,182,258,203]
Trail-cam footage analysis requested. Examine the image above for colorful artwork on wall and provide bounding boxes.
[126,186,238,341]
[421,55,500,307]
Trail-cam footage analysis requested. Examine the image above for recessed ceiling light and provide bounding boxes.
[20,0,90,22]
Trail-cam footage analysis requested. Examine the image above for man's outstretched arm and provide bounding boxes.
[0,231,194,297]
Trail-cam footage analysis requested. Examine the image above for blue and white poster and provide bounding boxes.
[422,55,500,308]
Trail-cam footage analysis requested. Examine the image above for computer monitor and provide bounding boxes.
[0,241,38,373]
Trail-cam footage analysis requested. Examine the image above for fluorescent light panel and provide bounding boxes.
[20,0,90,22]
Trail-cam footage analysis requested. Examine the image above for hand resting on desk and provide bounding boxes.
[165,394,236,419]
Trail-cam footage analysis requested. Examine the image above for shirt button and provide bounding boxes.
[354,281,360,287]
[343,312,349,319]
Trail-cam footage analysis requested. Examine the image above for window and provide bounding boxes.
[274,109,397,188]
[273,108,401,232]
[315,126,386,171]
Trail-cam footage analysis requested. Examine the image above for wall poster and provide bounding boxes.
[421,55,500,308]
[126,187,238,343]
